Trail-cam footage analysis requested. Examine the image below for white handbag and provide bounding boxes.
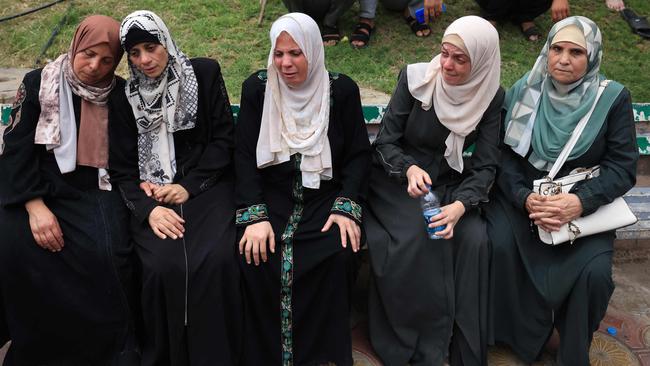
[531,80,637,245]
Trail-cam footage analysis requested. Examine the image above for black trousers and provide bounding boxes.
[474,0,552,23]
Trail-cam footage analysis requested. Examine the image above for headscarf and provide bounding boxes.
[256,13,332,189]
[35,15,122,189]
[406,15,501,173]
[120,10,198,184]
[503,16,613,171]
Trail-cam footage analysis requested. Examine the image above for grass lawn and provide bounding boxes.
[1,0,648,102]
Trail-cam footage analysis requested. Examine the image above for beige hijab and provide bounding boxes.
[407,15,501,172]
[256,13,332,189]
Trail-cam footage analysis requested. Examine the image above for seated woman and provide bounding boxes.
[235,13,371,366]
[0,15,138,365]
[486,16,638,366]
[474,0,570,41]
[108,10,242,366]
[366,15,503,366]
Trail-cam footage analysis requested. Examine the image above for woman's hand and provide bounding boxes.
[25,198,64,252]
[152,184,190,205]
[551,0,570,22]
[424,0,444,22]
[139,181,160,197]
[527,193,583,232]
[322,214,362,252]
[428,200,465,239]
[148,206,185,240]
[406,165,432,198]
[239,221,275,265]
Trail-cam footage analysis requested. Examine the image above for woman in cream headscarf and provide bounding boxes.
[366,15,503,366]
[235,12,371,366]
[486,16,637,365]
[0,15,138,365]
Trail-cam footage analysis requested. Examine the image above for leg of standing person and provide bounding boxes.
[321,0,356,45]
[351,0,378,48]
[474,0,510,26]
[554,252,614,366]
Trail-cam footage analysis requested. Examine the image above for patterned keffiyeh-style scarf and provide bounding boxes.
[503,16,606,171]
[120,10,198,184]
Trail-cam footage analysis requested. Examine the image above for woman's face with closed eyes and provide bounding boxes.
[273,31,308,87]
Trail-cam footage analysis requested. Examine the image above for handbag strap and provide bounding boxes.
[547,79,610,179]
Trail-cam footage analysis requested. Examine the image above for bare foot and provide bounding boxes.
[403,9,430,37]
[521,21,541,42]
[606,0,625,11]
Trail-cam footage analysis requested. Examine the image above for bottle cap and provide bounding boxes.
[606,326,617,335]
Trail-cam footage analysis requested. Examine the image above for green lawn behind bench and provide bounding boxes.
[0,0,649,102]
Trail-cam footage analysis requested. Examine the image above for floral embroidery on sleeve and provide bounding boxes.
[331,197,362,223]
[236,203,269,225]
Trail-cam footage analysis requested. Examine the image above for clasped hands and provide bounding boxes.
[239,214,361,266]
[526,192,583,232]
[406,165,465,239]
[142,182,190,240]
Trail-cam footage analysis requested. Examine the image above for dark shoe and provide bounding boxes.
[322,25,341,45]
[404,14,431,37]
[350,21,374,49]
[621,8,650,39]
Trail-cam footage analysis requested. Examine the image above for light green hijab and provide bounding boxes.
[503,16,624,171]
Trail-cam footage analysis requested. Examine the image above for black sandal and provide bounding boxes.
[350,21,374,49]
[521,24,542,41]
[621,8,650,39]
[321,25,341,45]
[404,14,431,37]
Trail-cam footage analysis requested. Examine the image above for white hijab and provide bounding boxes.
[407,15,501,172]
[256,13,332,189]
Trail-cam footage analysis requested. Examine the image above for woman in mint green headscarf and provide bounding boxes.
[485,16,637,365]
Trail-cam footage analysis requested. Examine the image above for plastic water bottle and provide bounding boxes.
[421,188,446,239]
[409,2,447,24]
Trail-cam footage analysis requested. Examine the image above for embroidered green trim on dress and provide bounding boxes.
[280,155,303,366]
[331,197,362,222]
[235,204,269,225]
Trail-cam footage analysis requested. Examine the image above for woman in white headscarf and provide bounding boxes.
[365,15,503,366]
[235,12,371,366]
[109,10,242,366]
[486,16,637,365]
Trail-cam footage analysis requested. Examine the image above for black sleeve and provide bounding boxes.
[0,71,50,207]
[107,84,159,223]
[329,75,371,224]
[571,88,638,215]
[373,68,418,181]
[234,73,269,227]
[451,88,504,210]
[178,59,234,197]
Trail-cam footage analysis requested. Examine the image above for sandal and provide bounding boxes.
[404,14,431,37]
[350,21,374,49]
[322,25,341,46]
[621,8,650,39]
[521,24,542,42]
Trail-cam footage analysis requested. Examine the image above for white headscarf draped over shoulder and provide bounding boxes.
[256,12,332,189]
[407,15,501,173]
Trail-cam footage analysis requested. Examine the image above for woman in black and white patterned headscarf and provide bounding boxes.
[109,10,242,366]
